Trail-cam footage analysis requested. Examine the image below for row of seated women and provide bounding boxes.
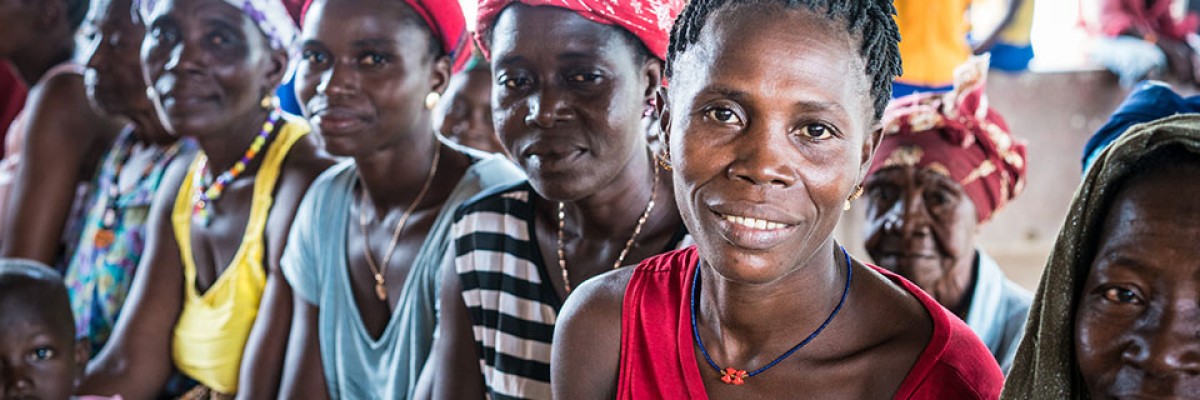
[0,0,1197,399]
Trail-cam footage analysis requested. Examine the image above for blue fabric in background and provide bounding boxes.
[892,81,954,99]
[989,42,1034,72]
[1082,81,1200,171]
[276,76,302,116]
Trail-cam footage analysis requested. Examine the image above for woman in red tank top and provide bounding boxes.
[552,1,1005,399]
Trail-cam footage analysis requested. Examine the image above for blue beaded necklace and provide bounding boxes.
[690,246,853,385]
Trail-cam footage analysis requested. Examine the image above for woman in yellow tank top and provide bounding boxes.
[76,0,333,399]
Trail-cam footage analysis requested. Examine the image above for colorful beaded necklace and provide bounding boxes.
[191,109,280,225]
[93,133,184,249]
[690,246,853,385]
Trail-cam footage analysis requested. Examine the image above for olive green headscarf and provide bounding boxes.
[1001,114,1200,399]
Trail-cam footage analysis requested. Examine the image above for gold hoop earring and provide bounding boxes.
[843,185,864,211]
[425,92,441,110]
[260,94,274,110]
[655,148,673,171]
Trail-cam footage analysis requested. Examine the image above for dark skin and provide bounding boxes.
[0,0,76,85]
[863,166,979,317]
[0,275,89,400]
[80,0,175,146]
[75,0,332,398]
[554,5,933,399]
[1076,165,1200,399]
[419,4,683,399]
[435,66,506,154]
[280,0,458,397]
[0,0,121,261]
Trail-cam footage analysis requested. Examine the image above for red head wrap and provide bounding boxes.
[867,56,1028,224]
[301,0,469,72]
[474,0,684,61]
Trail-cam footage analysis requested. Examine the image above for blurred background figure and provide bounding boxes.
[971,0,1037,72]
[863,57,1031,373]
[0,0,123,264]
[1083,80,1200,171]
[433,45,505,154]
[1090,0,1200,87]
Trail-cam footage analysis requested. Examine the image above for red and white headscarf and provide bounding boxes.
[299,0,469,72]
[474,0,685,61]
[868,56,1028,224]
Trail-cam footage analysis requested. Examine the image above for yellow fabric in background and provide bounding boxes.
[169,117,309,394]
[895,0,973,87]
[998,0,1035,45]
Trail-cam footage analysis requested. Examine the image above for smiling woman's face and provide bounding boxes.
[140,0,280,137]
[294,0,441,158]
[1076,163,1200,398]
[663,4,879,282]
[488,4,655,201]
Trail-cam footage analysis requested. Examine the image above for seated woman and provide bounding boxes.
[1091,0,1200,87]
[64,0,197,356]
[1002,115,1200,398]
[862,57,1031,373]
[277,0,522,398]
[419,1,688,398]
[554,1,1005,399]
[434,47,506,154]
[0,0,124,263]
[77,0,332,398]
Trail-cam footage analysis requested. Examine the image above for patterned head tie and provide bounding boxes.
[474,0,686,62]
[867,55,1029,224]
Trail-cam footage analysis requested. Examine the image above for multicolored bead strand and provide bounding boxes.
[94,135,184,249]
[192,110,280,225]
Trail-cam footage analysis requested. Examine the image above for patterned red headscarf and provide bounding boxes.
[474,0,684,61]
[300,0,469,72]
[868,56,1028,224]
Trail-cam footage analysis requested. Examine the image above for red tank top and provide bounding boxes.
[617,246,1003,399]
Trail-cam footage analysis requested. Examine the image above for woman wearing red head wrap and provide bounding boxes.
[862,56,1031,374]
[419,1,686,399]
[277,0,523,399]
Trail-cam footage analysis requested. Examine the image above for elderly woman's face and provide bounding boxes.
[664,5,878,282]
[295,0,443,158]
[863,165,978,305]
[82,0,151,117]
[140,0,280,136]
[1076,166,1200,398]
[488,4,654,201]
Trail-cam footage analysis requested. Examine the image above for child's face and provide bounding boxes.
[0,289,85,400]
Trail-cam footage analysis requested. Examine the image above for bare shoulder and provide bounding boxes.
[561,266,636,323]
[279,133,335,185]
[24,70,121,150]
[832,262,934,392]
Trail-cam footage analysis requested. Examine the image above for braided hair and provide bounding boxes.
[665,0,902,120]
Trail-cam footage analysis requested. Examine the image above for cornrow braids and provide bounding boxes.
[665,0,902,120]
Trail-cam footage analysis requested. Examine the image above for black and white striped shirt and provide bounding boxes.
[452,182,690,400]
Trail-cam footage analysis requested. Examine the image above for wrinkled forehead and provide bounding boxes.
[490,5,637,65]
[142,0,296,50]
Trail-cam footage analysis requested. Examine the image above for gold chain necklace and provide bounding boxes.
[357,139,441,301]
[557,161,659,294]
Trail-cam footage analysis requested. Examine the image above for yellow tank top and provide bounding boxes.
[894,0,973,87]
[170,117,308,394]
